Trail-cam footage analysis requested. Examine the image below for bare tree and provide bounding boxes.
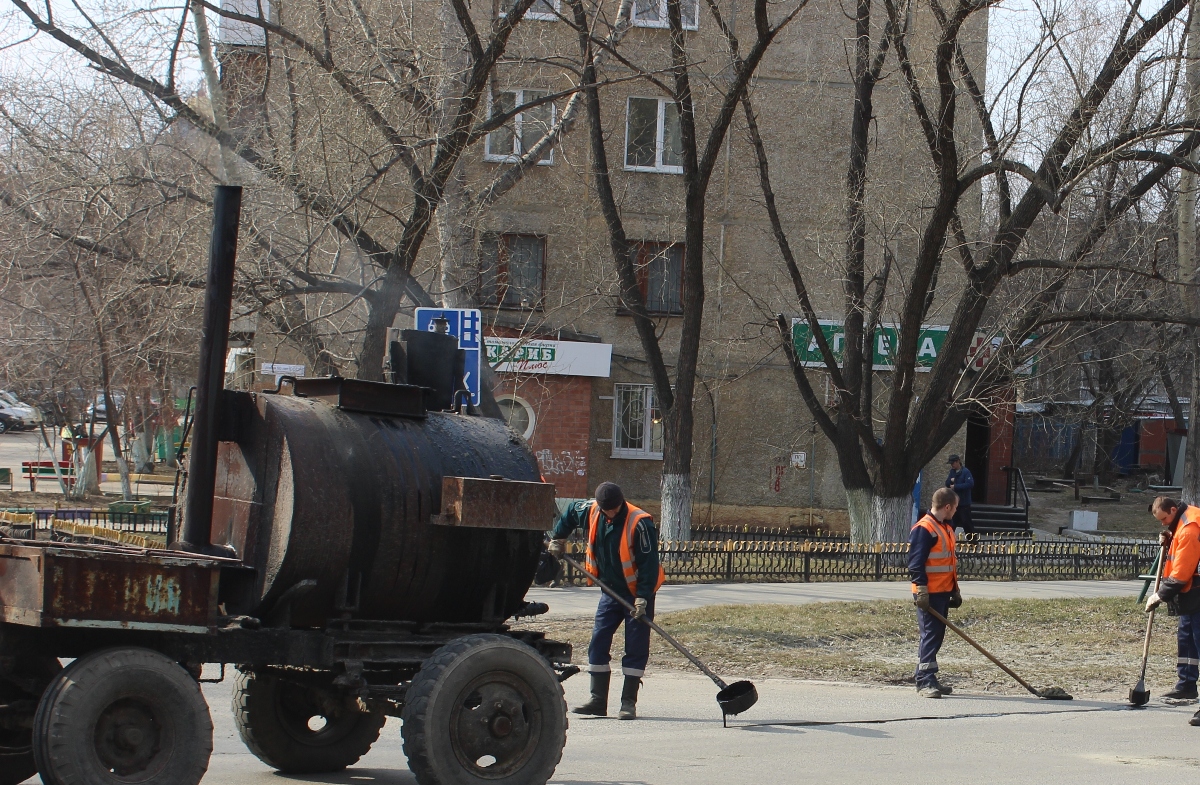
[568,0,808,539]
[743,0,1200,541]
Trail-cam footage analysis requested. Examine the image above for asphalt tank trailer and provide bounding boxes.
[0,186,574,785]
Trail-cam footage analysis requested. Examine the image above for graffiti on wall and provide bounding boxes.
[537,449,588,477]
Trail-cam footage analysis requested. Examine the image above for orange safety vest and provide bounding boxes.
[1164,506,1200,594]
[910,513,958,594]
[584,502,666,596]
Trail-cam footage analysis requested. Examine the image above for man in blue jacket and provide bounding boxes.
[547,482,663,720]
[945,455,975,534]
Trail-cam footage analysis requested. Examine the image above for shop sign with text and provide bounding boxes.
[485,338,612,377]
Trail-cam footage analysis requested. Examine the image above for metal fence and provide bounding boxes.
[557,540,1151,585]
[1,508,171,536]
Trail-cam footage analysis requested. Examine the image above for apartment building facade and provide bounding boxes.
[223,0,991,529]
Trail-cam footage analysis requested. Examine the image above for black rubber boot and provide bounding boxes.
[1191,709,1200,727]
[1162,684,1198,701]
[572,672,610,716]
[618,676,641,720]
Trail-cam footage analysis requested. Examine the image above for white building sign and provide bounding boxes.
[485,338,612,377]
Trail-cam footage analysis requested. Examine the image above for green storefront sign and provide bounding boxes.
[485,342,557,364]
[792,319,949,371]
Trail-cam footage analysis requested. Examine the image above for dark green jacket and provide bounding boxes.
[551,500,660,601]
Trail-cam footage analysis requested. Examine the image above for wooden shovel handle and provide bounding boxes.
[925,606,1041,697]
[560,554,729,689]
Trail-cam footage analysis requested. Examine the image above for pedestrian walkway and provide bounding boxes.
[525,579,1141,617]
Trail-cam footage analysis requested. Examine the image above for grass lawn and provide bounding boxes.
[521,597,1186,699]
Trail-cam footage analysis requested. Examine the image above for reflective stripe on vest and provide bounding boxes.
[911,514,957,593]
[584,501,666,596]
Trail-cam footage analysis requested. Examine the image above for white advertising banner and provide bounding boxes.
[485,338,612,377]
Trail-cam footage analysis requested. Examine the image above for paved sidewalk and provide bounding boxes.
[525,579,1142,617]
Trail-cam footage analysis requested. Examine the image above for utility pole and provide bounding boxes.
[1183,0,1200,504]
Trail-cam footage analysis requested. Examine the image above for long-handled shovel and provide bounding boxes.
[560,555,758,725]
[925,606,1073,700]
[1129,545,1166,707]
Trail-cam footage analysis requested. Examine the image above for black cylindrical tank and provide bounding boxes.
[211,390,544,627]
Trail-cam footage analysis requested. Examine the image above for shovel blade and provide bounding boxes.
[717,680,758,716]
[1129,682,1150,707]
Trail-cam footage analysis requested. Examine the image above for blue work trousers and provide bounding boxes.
[915,592,952,687]
[1176,611,1200,690]
[587,590,655,678]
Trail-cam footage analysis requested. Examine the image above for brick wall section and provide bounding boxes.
[493,374,593,498]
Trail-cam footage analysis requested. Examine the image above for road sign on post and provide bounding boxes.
[414,308,482,405]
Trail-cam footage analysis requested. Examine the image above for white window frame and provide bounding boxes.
[624,97,683,174]
[612,383,663,460]
[484,88,556,165]
[632,0,699,30]
[499,0,561,22]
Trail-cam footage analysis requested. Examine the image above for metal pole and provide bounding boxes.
[179,185,242,553]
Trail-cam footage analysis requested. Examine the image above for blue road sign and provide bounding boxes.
[414,307,482,405]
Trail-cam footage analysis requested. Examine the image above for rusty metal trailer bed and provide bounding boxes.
[0,187,574,785]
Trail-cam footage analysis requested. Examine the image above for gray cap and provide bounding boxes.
[947,454,961,464]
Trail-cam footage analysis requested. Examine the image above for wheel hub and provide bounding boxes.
[94,698,161,776]
[450,674,541,778]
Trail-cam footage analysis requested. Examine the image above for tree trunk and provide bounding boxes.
[871,494,912,543]
[437,167,480,309]
[846,486,874,544]
[1182,0,1200,504]
[659,472,692,543]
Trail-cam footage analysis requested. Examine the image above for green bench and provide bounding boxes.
[0,467,11,491]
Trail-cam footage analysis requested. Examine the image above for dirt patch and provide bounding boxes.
[520,597,1182,699]
[1026,481,1161,537]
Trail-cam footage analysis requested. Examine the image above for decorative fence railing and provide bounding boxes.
[556,540,1152,585]
[1,508,172,548]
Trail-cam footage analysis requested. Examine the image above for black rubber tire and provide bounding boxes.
[401,634,567,785]
[232,669,385,774]
[32,647,212,785]
[0,655,60,785]
[0,421,9,435]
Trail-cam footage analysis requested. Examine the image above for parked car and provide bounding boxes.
[0,391,43,430]
[85,392,125,422]
[0,408,17,433]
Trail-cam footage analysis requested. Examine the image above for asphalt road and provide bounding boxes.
[20,672,1197,785]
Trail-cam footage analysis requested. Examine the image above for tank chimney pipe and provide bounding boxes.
[180,185,242,554]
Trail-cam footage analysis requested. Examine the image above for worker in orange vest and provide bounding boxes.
[908,486,963,698]
[1145,496,1200,725]
[548,482,664,720]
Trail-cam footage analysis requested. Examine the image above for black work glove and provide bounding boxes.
[949,588,963,609]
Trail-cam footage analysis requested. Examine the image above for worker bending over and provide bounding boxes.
[908,487,963,698]
[548,482,663,720]
[1145,496,1200,726]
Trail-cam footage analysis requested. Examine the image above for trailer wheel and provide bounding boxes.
[402,634,567,785]
[0,656,60,785]
[232,669,385,773]
[32,647,212,785]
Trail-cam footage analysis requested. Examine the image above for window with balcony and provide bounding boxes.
[624,96,683,173]
[480,233,546,310]
[612,383,663,459]
[485,89,555,164]
[628,241,683,314]
[632,0,699,30]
